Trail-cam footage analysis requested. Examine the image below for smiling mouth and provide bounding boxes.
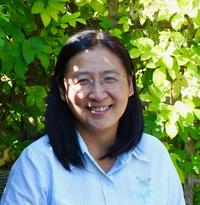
[87,105,111,113]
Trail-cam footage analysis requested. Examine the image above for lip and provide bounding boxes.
[87,105,112,115]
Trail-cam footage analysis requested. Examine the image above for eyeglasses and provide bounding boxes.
[66,73,127,93]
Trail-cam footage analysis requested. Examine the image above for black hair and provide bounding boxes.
[45,30,144,170]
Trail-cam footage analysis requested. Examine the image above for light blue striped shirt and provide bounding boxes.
[0,133,185,205]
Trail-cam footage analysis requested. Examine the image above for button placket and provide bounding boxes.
[101,177,117,205]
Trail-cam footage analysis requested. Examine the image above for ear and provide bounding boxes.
[128,76,134,97]
[59,79,69,101]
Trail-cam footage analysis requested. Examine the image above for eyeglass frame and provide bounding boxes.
[64,73,127,93]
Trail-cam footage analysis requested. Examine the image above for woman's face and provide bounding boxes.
[64,46,134,135]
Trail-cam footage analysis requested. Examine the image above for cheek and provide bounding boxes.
[66,90,86,109]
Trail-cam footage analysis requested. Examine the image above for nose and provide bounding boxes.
[88,79,108,101]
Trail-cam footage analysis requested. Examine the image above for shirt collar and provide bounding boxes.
[76,131,91,155]
[131,134,150,162]
[72,132,150,170]
[117,134,150,164]
[69,131,90,170]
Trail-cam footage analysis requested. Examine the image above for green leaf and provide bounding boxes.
[134,37,154,51]
[69,20,76,27]
[1,60,13,73]
[100,16,113,29]
[178,121,188,143]
[193,10,200,27]
[60,24,68,29]
[31,1,44,14]
[165,121,178,139]
[174,55,190,66]
[72,12,80,18]
[195,141,200,149]
[171,13,185,30]
[49,1,65,12]
[168,109,179,123]
[0,38,5,47]
[76,18,86,25]
[153,67,166,88]
[159,104,171,121]
[118,16,128,24]
[22,40,35,64]
[148,102,160,112]
[151,46,164,63]
[146,61,157,69]
[180,75,188,87]
[162,55,173,69]
[167,59,179,80]
[172,79,181,99]
[123,23,130,32]
[170,153,185,183]
[174,101,188,118]
[50,27,57,34]
[141,51,151,60]
[26,95,35,107]
[129,48,141,58]
[185,112,195,124]
[91,0,105,13]
[176,0,191,9]
[26,86,47,108]
[46,5,58,21]
[110,28,122,38]
[14,59,27,78]
[37,53,49,69]
[41,11,51,27]
[193,109,200,119]
[60,13,74,23]
[149,86,163,102]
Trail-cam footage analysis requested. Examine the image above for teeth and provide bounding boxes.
[89,106,109,113]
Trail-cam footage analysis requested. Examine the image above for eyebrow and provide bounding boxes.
[73,69,120,77]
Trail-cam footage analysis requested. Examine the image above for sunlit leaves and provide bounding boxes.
[171,153,185,183]
[41,11,51,27]
[193,10,200,28]
[1,0,200,201]
[131,37,154,60]
[152,67,166,88]
[0,5,9,22]
[60,12,86,28]
[90,0,105,14]
[31,0,82,27]
[22,37,52,69]
[118,16,132,32]
[26,86,47,112]
[171,14,186,30]
[165,118,178,139]
[31,1,44,14]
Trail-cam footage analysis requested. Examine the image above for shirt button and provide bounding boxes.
[104,180,111,186]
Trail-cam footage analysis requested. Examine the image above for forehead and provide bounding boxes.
[66,46,126,76]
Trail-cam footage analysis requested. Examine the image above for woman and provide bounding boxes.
[0,30,185,205]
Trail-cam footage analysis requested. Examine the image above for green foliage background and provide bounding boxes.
[0,0,199,204]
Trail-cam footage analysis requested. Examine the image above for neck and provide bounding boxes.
[76,126,117,160]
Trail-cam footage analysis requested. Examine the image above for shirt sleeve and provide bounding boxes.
[0,148,48,205]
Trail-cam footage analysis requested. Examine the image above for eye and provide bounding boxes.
[104,76,118,83]
[76,79,91,85]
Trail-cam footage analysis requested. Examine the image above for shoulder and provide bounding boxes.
[139,133,166,150]
[25,135,50,152]
[136,133,171,161]
[12,135,56,171]
[1,136,52,203]
[22,135,51,158]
